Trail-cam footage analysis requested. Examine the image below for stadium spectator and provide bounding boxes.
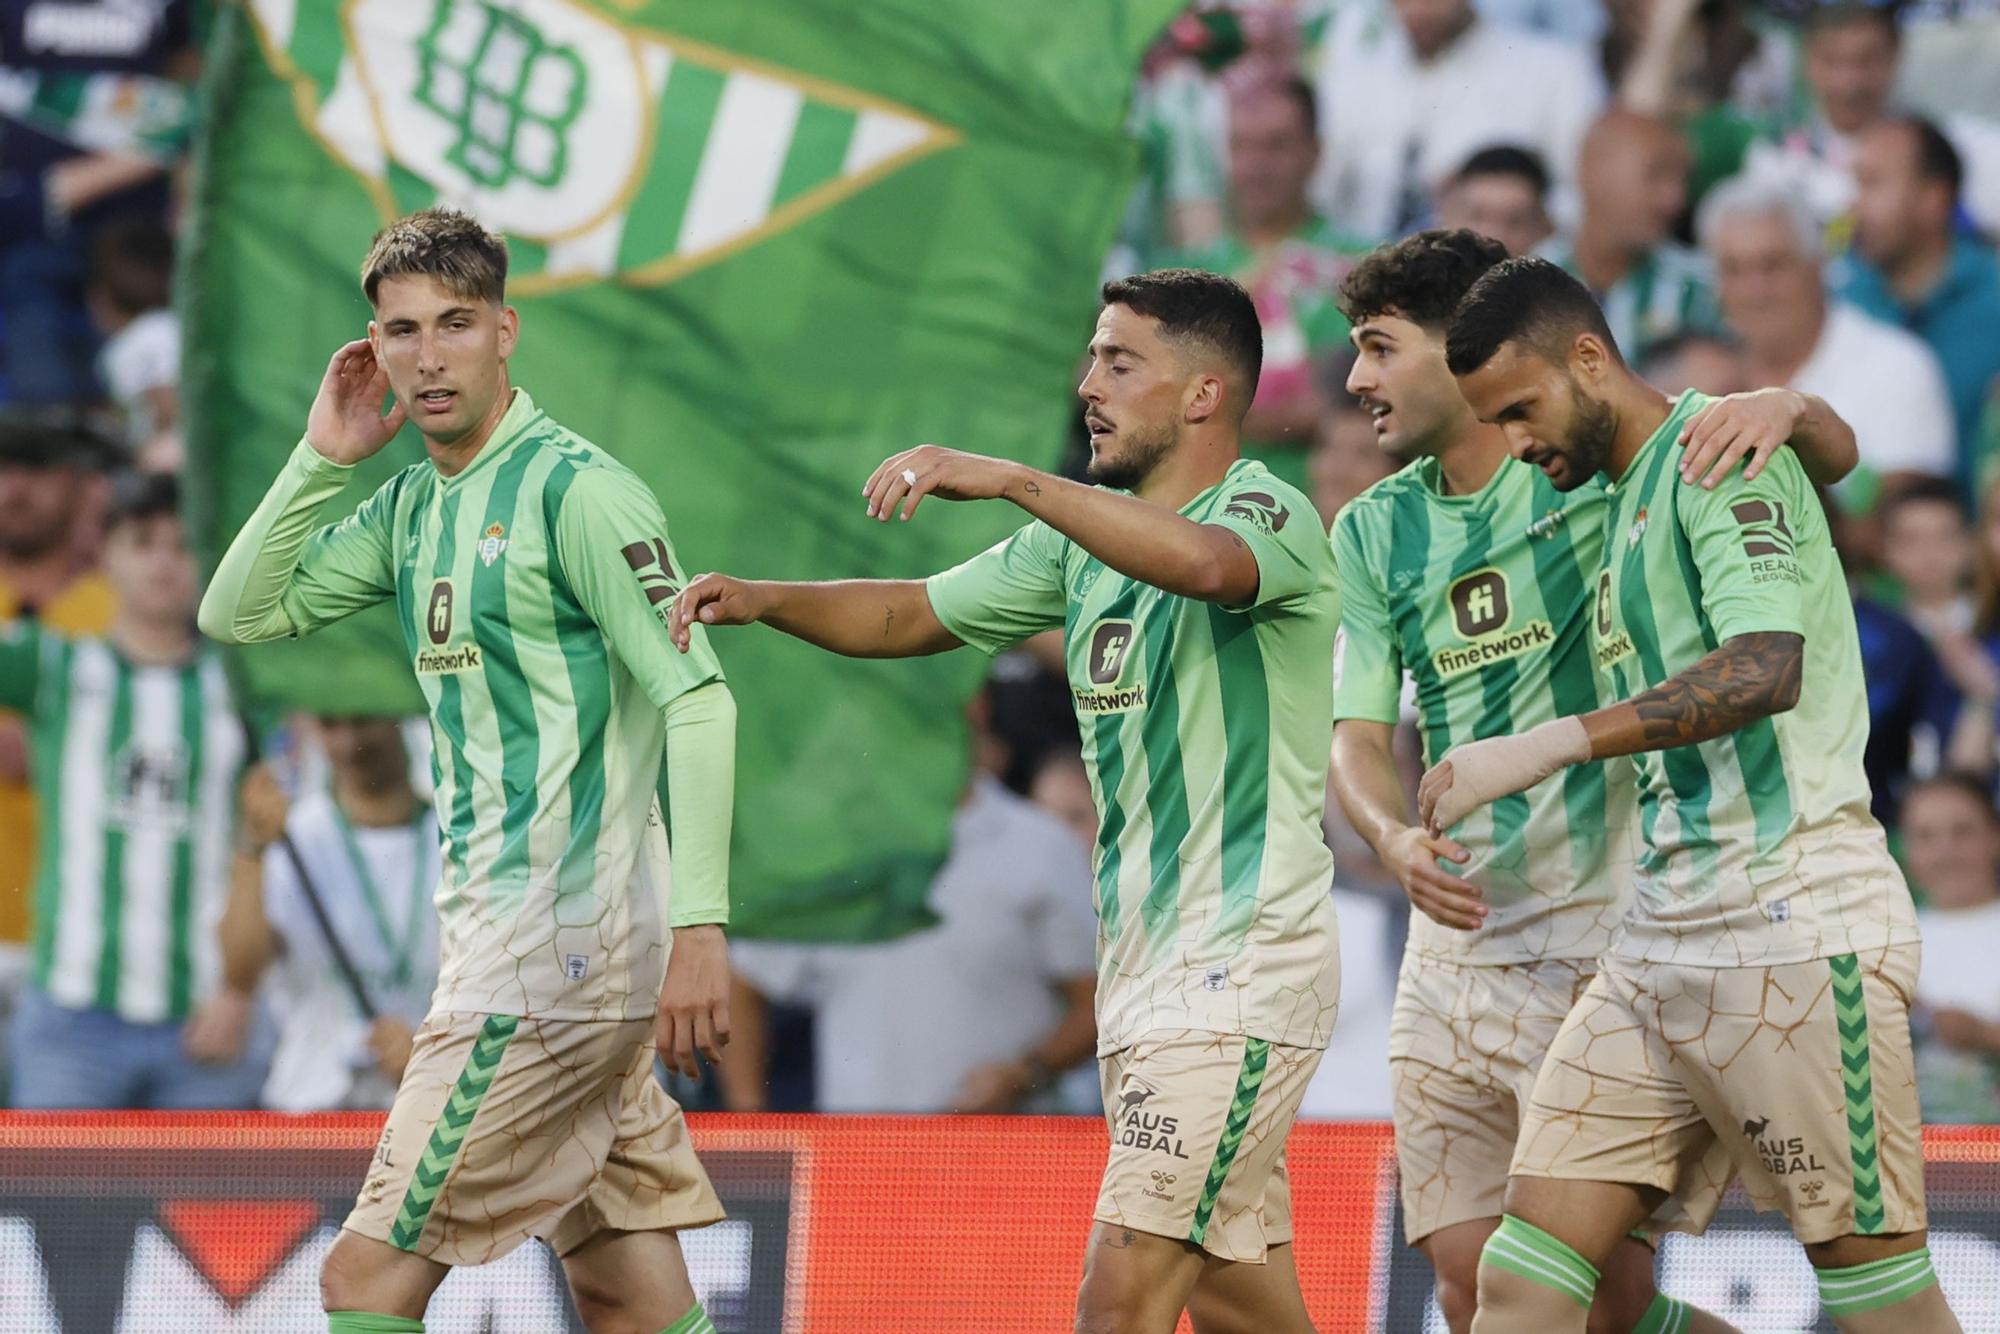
[1723,3,2000,237]
[202,720,439,1113]
[85,215,180,469]
[1699,174,1957,506]
[1171,76,1366,492]
[1433,145,1555,259]
[1843,114,2000,491]
[1306,391,1397,528]
[1543,108,1721,367]
[1,472,261,1108]
[1309,0,1603,241]
[0,1,197,404]
[1819,481,1955,825]
[1027,744,1096,853]
[723,767,1097,1114]
[1635,331,1747,398]
[1882,477,1975,643]
[1873,478,2000,782]
[1854,597,1953,827]
[0,406,117,1092]
[1902,773,2000,1123]
[1111,29,1229,274]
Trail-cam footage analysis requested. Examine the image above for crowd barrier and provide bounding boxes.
[0,1116,1995,1331]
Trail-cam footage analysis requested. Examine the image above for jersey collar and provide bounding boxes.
[1608,388,1706,490]
[434,388,542,490]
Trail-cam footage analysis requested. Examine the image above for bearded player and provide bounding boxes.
[1427,256,1958,1334]
[1330,229,1862,1333]
[670,269,1338,1333]
[201,209,734,1334]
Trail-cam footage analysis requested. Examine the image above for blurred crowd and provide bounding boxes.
[3,0,2000,1124]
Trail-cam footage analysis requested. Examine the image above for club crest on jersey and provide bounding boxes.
[1074,618,1146,714]
[476,522,508,567]
[1627,505,1649,549]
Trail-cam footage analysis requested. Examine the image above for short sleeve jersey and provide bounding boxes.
[1593,390,1918,966]
[925,460,1340,1054]
[1332,455,1635,964]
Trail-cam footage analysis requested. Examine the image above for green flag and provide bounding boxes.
[184,0,1176,940]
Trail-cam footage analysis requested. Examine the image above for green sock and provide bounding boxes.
[1815,1247,1941,1316]
[1481,1214,1601,1308]
[1632,1291,1694,1334]
[326,1315,424,1333]
[658,1305,716,1334]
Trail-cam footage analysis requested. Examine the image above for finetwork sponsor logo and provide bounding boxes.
[1433,620,1554,679]
[1594,629,1635,670]
[415,644,484,675]
[1073,685,1147,715]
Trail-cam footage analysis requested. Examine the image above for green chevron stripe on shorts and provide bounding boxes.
[388,1015,519,1250]
[1188,1038,1269,1246]
[1829,953,1885,1234]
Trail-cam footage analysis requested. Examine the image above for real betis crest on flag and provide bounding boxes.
[243,0,960,289]
[187,0,1178,940]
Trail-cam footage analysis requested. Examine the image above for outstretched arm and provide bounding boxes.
[864,446,1262,605]
[670,576,963,658]
[1417,632,1803,831]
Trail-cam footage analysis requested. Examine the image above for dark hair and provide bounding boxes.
[1802,1,1901,43]
[361,207,509,306]
[1878,472,1964,522]
[1445,256,1620,376]
[1904,771,2000,825]
[1885,113,1964,202]
[89,215,174,317]
[1339,228,1509,332]
[1102,269,1263,396]
[105,470,179,530]
[1451,145,1550,199]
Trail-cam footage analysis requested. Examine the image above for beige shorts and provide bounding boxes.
[1513,946,1927,1244]
[1096,1030,1322,1264]
[1389,954,1598,1244]
[345,1011,724,1266]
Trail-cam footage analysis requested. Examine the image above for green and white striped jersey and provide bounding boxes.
[0,626,243,1023]
[1544,240,1722,366]
[211,389,723,1022]
[1331,455,1636,964]
[926,460,1341,1054]
[1594,391,1917,967]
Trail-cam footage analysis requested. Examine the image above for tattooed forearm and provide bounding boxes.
[1585,632,1804,759]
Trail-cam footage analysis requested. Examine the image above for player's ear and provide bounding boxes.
[1184,371,1225,425]
[496,304,519,360]
[1571,331,1609,383]
[366,320,381,359]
